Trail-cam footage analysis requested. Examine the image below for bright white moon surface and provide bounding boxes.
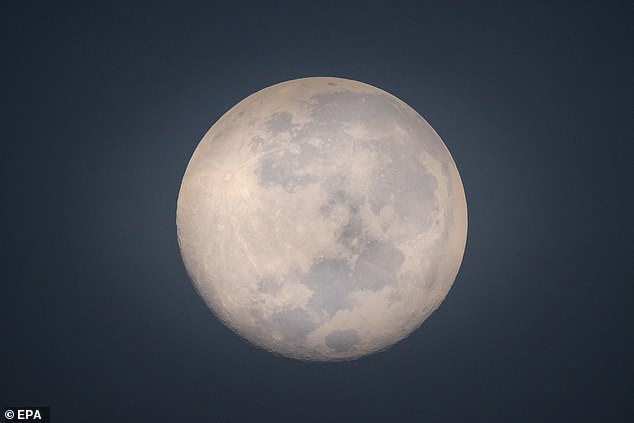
[177,77,467,361]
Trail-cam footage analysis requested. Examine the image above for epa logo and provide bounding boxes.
[5,410,40,419]
[3,408,49,422]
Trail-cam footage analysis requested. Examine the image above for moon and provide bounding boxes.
[177,77,467,361]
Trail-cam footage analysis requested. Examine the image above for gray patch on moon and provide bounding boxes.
[258,275,281,295]
[441,161,453,195]
[253,308,318,345]
[319,190,368,253]
[309,91,397,133]
[264,111,294,134]
[253,119,326,192]
[339,214,365,254]
[367,142,439,233]
[353,240,405,290]
[303,259,355,315]
[325,329,361,353]
[297,239,404,317]
[258,151,315,192]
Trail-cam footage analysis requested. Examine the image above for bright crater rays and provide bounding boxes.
[177,77,467,361]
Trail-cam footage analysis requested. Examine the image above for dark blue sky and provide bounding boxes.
[1,1,632,421]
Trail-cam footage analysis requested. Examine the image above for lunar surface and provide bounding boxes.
[177,77,467,361]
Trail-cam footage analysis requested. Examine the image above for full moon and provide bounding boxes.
[177,77,467,361]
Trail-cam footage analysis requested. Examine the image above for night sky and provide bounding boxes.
[1,1,632,422]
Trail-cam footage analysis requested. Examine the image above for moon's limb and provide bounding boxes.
[177,77,467,361]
